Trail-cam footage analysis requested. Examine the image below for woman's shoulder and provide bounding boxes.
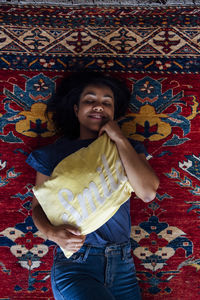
[26,137,94,175]
[26,137,72,176]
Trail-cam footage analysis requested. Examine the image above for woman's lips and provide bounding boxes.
[88,114,104,120]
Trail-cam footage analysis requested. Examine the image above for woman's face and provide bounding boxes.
[74,84,115,139]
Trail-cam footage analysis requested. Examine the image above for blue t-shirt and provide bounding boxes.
[26,136,147,246]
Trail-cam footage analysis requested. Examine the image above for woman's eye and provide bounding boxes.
[103,102,111,106]
[85,99,94,104]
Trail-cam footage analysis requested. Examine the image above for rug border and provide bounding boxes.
[0,0,200,7]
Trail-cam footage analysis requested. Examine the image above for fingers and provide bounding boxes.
[100,120,124,142]
[68,234,85,243]
[62,230,85,252]
[49,224,86,252]
[58,224,85,241]
[98,120,111,136]
[65,224,82,235]
[98,122,113,139]
[68,241,84,252]
[61,236,85,252]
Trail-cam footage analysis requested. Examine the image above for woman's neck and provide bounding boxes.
[78,130,99,140]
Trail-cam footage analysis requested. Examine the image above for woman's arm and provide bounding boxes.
[99,121,160,202]
[32,171,85,252]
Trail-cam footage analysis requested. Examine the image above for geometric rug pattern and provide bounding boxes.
[1,0,200,6]
[0,5,200,299]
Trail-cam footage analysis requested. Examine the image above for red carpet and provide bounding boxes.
[0,5,200,299]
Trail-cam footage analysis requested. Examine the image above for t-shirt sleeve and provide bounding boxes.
[128,138,149,158]
[26,147,53,176]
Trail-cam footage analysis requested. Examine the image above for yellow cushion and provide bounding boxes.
[33,134,132,258]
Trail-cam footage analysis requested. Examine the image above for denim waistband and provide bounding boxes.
[56,241,132,261]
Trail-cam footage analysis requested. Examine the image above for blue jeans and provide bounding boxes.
[51,242,141,300]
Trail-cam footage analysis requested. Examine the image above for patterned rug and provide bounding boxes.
[0,0,199,7]
[0,5,200,300]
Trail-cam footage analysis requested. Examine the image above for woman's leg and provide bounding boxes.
[104,243,141,300]
[51,248,115,300]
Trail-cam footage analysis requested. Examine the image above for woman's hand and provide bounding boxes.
[99,120,125,143]
[47,224,86,252]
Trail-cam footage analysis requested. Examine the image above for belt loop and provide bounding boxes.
[122,245,126,261]
[82,245,91,261]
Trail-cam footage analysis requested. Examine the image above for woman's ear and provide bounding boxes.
[74,104,78,117]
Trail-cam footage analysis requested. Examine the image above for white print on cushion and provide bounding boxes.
[58,154,128,226]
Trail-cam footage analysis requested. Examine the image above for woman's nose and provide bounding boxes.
[93,105,103,112]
